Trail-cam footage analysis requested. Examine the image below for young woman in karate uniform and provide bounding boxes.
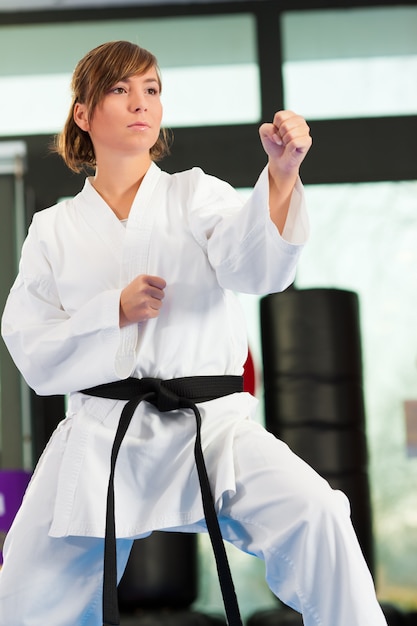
[0,41,387,626]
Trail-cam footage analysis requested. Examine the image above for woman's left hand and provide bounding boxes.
[259,110,312,177]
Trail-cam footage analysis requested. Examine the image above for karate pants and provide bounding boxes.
[0,418,387,626]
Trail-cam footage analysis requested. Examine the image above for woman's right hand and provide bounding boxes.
[119,274,166,327]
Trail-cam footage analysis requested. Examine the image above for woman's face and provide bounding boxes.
[74,67,163,162]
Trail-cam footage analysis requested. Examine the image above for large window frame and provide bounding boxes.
[1,0,416,215]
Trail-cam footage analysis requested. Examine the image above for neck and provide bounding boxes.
[91,154,153,220]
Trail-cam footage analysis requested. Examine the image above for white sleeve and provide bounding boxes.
[1,220,137,395]
[189,166,309,295]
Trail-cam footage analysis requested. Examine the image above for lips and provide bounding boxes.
[128,122,150,129]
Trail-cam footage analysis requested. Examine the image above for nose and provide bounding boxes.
[131,90,147,112]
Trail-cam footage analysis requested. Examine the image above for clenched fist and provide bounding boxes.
[119,274,166,327]
[259,110,312,177]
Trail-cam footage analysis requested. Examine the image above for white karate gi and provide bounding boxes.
[0,163,387,625]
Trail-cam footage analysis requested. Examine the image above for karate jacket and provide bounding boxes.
[1,162,308,538]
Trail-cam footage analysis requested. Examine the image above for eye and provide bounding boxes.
[110,85,127,95]
[146,87,159,96]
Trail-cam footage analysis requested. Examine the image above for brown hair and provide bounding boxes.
[53,40,172,172]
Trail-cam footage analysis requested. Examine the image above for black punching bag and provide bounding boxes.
[118,531,198,612]
[118,531,228,624]
[260,287,374,575]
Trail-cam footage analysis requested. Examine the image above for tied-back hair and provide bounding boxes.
[53,40,172,173]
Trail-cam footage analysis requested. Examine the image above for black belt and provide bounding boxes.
[81,376,244,626]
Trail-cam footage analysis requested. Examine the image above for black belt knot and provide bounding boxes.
[127,377,184,412]
[81,375,244,626]
[144,378,183,412]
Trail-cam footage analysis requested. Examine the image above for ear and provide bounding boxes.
[73,102,90,132]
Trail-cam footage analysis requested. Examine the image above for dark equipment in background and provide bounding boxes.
[248,286,409,626]
[260,287,374,572]
[118,531,226,625]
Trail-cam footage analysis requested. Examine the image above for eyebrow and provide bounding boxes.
[120,76,159,84]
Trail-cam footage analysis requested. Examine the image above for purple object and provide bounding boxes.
[0,470,31,565]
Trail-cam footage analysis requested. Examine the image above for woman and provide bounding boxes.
[0,41,386,626]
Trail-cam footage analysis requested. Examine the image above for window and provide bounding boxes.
[0,14,260,135]
[281,7,417,120]
[296,180,417,607]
